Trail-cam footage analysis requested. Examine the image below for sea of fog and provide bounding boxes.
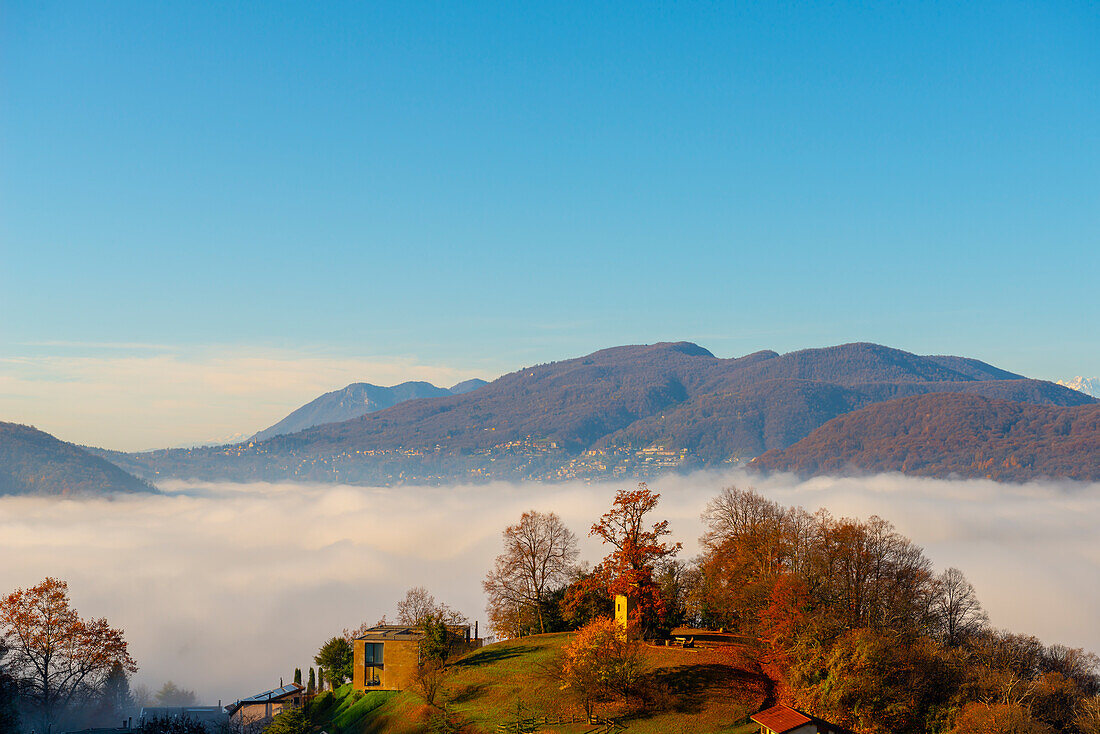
[1,471,1099,703]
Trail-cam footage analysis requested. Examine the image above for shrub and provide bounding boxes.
[560,617,645,719]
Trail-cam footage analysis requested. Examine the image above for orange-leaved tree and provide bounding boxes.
[949,702,1054,734]
[560,617,645,721]
[590,483,681,636]
[559,571,614,630]
[0,577,137,734]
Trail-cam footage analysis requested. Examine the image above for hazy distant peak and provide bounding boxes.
[249,377,489,442]
[584,341,716,363]
[449,378,488,394]
[662,341,715,357]
[1058,376,1099,398]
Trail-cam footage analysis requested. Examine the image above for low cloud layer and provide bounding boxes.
[0,344,487,450]
[1,472,1098,703]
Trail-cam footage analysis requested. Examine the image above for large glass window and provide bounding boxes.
[363,643,384,665]
[363,643,384,686]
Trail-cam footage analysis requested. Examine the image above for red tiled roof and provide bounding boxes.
[751,704,812,732]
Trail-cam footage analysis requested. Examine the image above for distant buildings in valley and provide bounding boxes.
[168,435,733,485]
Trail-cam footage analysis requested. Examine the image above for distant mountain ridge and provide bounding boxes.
[751,393,1100,482]
[249,379,487,442]
[0,422,155,496]
[113,341,1095,485]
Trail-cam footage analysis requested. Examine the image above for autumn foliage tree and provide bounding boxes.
[948,702,1054,734]
[691,486,1100,733]
[559,571,614,630]
[0,577,137,733]
[560,617,645,721]
[483,510,578,637]
[1078,696,1100,733]
[590,483,681,636]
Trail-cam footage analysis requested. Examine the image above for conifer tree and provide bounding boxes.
[313,637,352,686]
[99,661,133,723]
[293,668,301,685]
[318,667,325,692]
[307,667,316,694]
[0,640,19,734]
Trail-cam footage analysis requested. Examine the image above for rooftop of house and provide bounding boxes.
[225,682,304,715]
[139,705,229,723]
[751,704,813,732]
[356,623,470,641]
[356,624,426,641]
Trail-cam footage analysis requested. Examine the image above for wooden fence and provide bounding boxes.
[496,713,626,733]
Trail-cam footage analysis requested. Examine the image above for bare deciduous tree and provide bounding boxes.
[396,587,466,626]
[398,587,437,626]
[1078,695,1100,734]
[411,659,447,708]
[933,567,988,646]
[484,510,579,637]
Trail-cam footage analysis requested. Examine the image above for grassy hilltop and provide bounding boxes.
[306,633,768,734]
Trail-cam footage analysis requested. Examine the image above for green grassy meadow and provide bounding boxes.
[312,632,770,734]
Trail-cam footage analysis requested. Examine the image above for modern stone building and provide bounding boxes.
[351,624,481,692]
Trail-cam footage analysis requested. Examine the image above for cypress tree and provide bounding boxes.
[318,667,325,691]
[293,668,302,685]
[307,667,316,694]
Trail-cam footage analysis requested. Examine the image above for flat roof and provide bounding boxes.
[356,624,425,641]
[356,623,470,642]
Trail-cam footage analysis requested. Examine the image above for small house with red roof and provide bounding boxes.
[751,704,845,734]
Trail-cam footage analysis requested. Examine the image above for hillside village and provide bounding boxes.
[132,437,701,486]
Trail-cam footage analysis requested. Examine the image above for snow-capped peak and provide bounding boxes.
[1057,376,1100,398]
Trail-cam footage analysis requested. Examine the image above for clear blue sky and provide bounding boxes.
[2,1,1098,428]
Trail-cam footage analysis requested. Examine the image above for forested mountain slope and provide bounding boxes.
[109,342,1095,484]
[751,393,1100,481]
[0,422,156,496]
